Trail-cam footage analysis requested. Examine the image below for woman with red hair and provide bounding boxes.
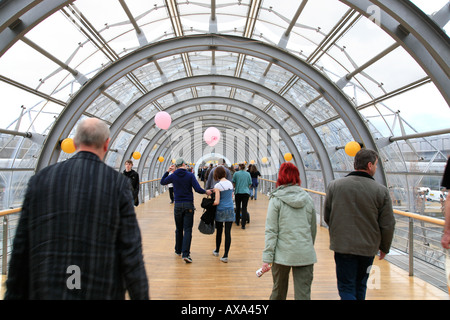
[261,162,317,300]
[276,162,302,187]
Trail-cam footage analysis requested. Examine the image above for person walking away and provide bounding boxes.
[205,159,232,190]
[440,156,450,294]
[161,158,211,263]
[324,148,395,300]
[211,166,235,263]
[260,162,316,300]
[5,118,149,300]
[123,159,140,206]
[249,164,261,200]
[232,163,252,229]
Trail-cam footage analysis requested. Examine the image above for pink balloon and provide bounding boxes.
[155,111,171,130]
[204,127,221,147]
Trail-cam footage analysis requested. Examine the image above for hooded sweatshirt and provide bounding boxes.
[262,184,317,266]
[161,168,206,203]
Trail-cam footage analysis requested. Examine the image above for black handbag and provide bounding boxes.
[198,219,215,235]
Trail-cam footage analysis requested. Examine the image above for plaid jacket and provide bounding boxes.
[5,151,149,299]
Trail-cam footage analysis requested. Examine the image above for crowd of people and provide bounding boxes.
[160,159,262,264]
[3,118,449,300]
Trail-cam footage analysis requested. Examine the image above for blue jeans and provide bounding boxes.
[174,202,195,258]
[250,185,258,199]
[334,252,374,300]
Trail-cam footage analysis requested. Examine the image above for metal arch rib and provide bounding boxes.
[147,120,288,185]
[107,74,332,186]
[36,34,372,184]
[0,0,74,57]
[118,102,305,184]
[340,0,449,105]
[117,96,301,169]
[2,3,448,185]
[147,117,290,185]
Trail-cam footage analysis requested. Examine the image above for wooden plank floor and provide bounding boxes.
[137,191,449,300]
[1,191,448,300]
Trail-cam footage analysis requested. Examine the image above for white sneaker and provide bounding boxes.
[220,257,228,263]
[212,250,219,257]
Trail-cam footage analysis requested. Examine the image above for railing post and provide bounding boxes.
[319,195,325,227]
[2,215,8,275]
[408,217,414,276]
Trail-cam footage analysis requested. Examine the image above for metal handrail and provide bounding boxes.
[0,178,163,276]
[1,177,447,290]
[259,178,445,226]
[259,177,447,291]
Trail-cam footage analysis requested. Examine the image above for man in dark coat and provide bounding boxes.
[5,118,149,300]
[324,148,395,300]
[123,159,140,206]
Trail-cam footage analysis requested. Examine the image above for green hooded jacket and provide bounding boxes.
[262,184,317,266]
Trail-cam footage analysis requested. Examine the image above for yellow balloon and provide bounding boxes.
[132,151,141,160]
[61,138,76,153]
[261,157,268,164]
[172,159,176,164]
[284,153,293,162]
[158,156,164,162]
[344,141,361,157]
[250,160,255,164]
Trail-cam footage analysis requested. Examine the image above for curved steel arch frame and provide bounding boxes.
[148,118,290,185]
[137,118,265,180]
[115,96,304,177]
[38,35,379,183]
[1,0,447,100]
[109,74,332,184]
[340,0,449,104]
[135,110,304,185]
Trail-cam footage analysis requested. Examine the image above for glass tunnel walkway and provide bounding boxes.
[0,0,449,300]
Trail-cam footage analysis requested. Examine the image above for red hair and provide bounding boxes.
[276,162,301,187]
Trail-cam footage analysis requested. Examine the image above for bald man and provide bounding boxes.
[5,118,149,300]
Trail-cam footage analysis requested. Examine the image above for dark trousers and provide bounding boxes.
[169,187,174,202]
[215,222,232,258]
[235,193,249,227]
[334,252,374,300]
[174,202,195,258]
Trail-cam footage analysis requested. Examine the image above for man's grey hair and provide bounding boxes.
[354,148,378,170]
[74,118,110,149]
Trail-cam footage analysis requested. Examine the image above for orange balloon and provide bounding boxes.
[284,153,293,161]
[132,151,141,160]
[61,138,76,153]
[345,141,361,157]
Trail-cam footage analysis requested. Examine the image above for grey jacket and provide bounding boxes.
[324,171,396,257]
[263,184,317,266]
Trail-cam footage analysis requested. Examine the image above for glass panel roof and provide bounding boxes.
[0,0,448,212]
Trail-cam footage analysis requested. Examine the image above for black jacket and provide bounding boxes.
[123,169,140,206]
[200,194,216,225]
